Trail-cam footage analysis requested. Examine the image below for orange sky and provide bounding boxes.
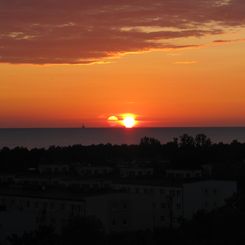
[0,0,245,127]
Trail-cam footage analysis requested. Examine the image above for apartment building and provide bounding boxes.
[165,168,203,179]
[119,167,154,177]
[0,179,237,242]
[75,165,113,176]
[113,179,237,225]
[38,164,70,174]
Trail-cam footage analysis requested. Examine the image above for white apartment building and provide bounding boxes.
[38,164,70,174]
[113,179,237,225]
[0,189,85,243]
[0,174,112,191]
[0,190,156,241]
[183,180,237,219]
[0,180,237,243]
[119,167,154,177]
[165,168,203,179]
[75,165,113,176]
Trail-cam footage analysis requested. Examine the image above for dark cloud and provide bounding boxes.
[0,0,244,64]
[213,38,245,43]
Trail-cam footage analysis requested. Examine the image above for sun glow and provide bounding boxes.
[107,115,119,127]
[122,114,137,128]
[107,114,137,128]
[108,115,118,121]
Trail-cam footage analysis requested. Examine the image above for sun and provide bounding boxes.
[122,115,136,128]
[107,115,119,127]
[107,113,138,128]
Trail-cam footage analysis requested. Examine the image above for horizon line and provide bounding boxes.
[0,126,245,129]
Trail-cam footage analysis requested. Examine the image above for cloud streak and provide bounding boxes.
[0,0,245,64]
[174,61,198,65]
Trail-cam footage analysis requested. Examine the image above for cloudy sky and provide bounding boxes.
[1,0,245,127]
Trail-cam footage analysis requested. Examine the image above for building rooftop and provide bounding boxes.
[0,187,122,202]
[113,177,182,188]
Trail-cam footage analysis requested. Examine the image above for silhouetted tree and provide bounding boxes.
[195,134,212,148]
[140,137,161,147]
[139,137,161,159]
[179,134,195,148]
[1,134,245,175]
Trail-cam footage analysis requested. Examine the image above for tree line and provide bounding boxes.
[0,134,245,174]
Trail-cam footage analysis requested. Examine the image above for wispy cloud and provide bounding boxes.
[0,0,245,64]
[174,61,198,65]
[213,38,245,44]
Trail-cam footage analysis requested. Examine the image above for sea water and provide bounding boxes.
[0,127,245,149]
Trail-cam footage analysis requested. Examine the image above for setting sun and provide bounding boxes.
[107,115,119,127]
[122,115,137,128]
[107,114,137,128]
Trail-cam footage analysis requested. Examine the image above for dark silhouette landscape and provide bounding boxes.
[0,134,244,244]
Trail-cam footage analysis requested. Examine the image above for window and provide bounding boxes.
[112,202,118,209]
[161,203,166,208]
[49,202,54,209]
[169,190,175,196]
[160,216,165,221]
[176,203,182,209]
[112,218,116,225]
[176,173,182,178]
[176,190,181,196]
[123,219,127,225]
[71,204,76,211]
[50,217,56,224]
